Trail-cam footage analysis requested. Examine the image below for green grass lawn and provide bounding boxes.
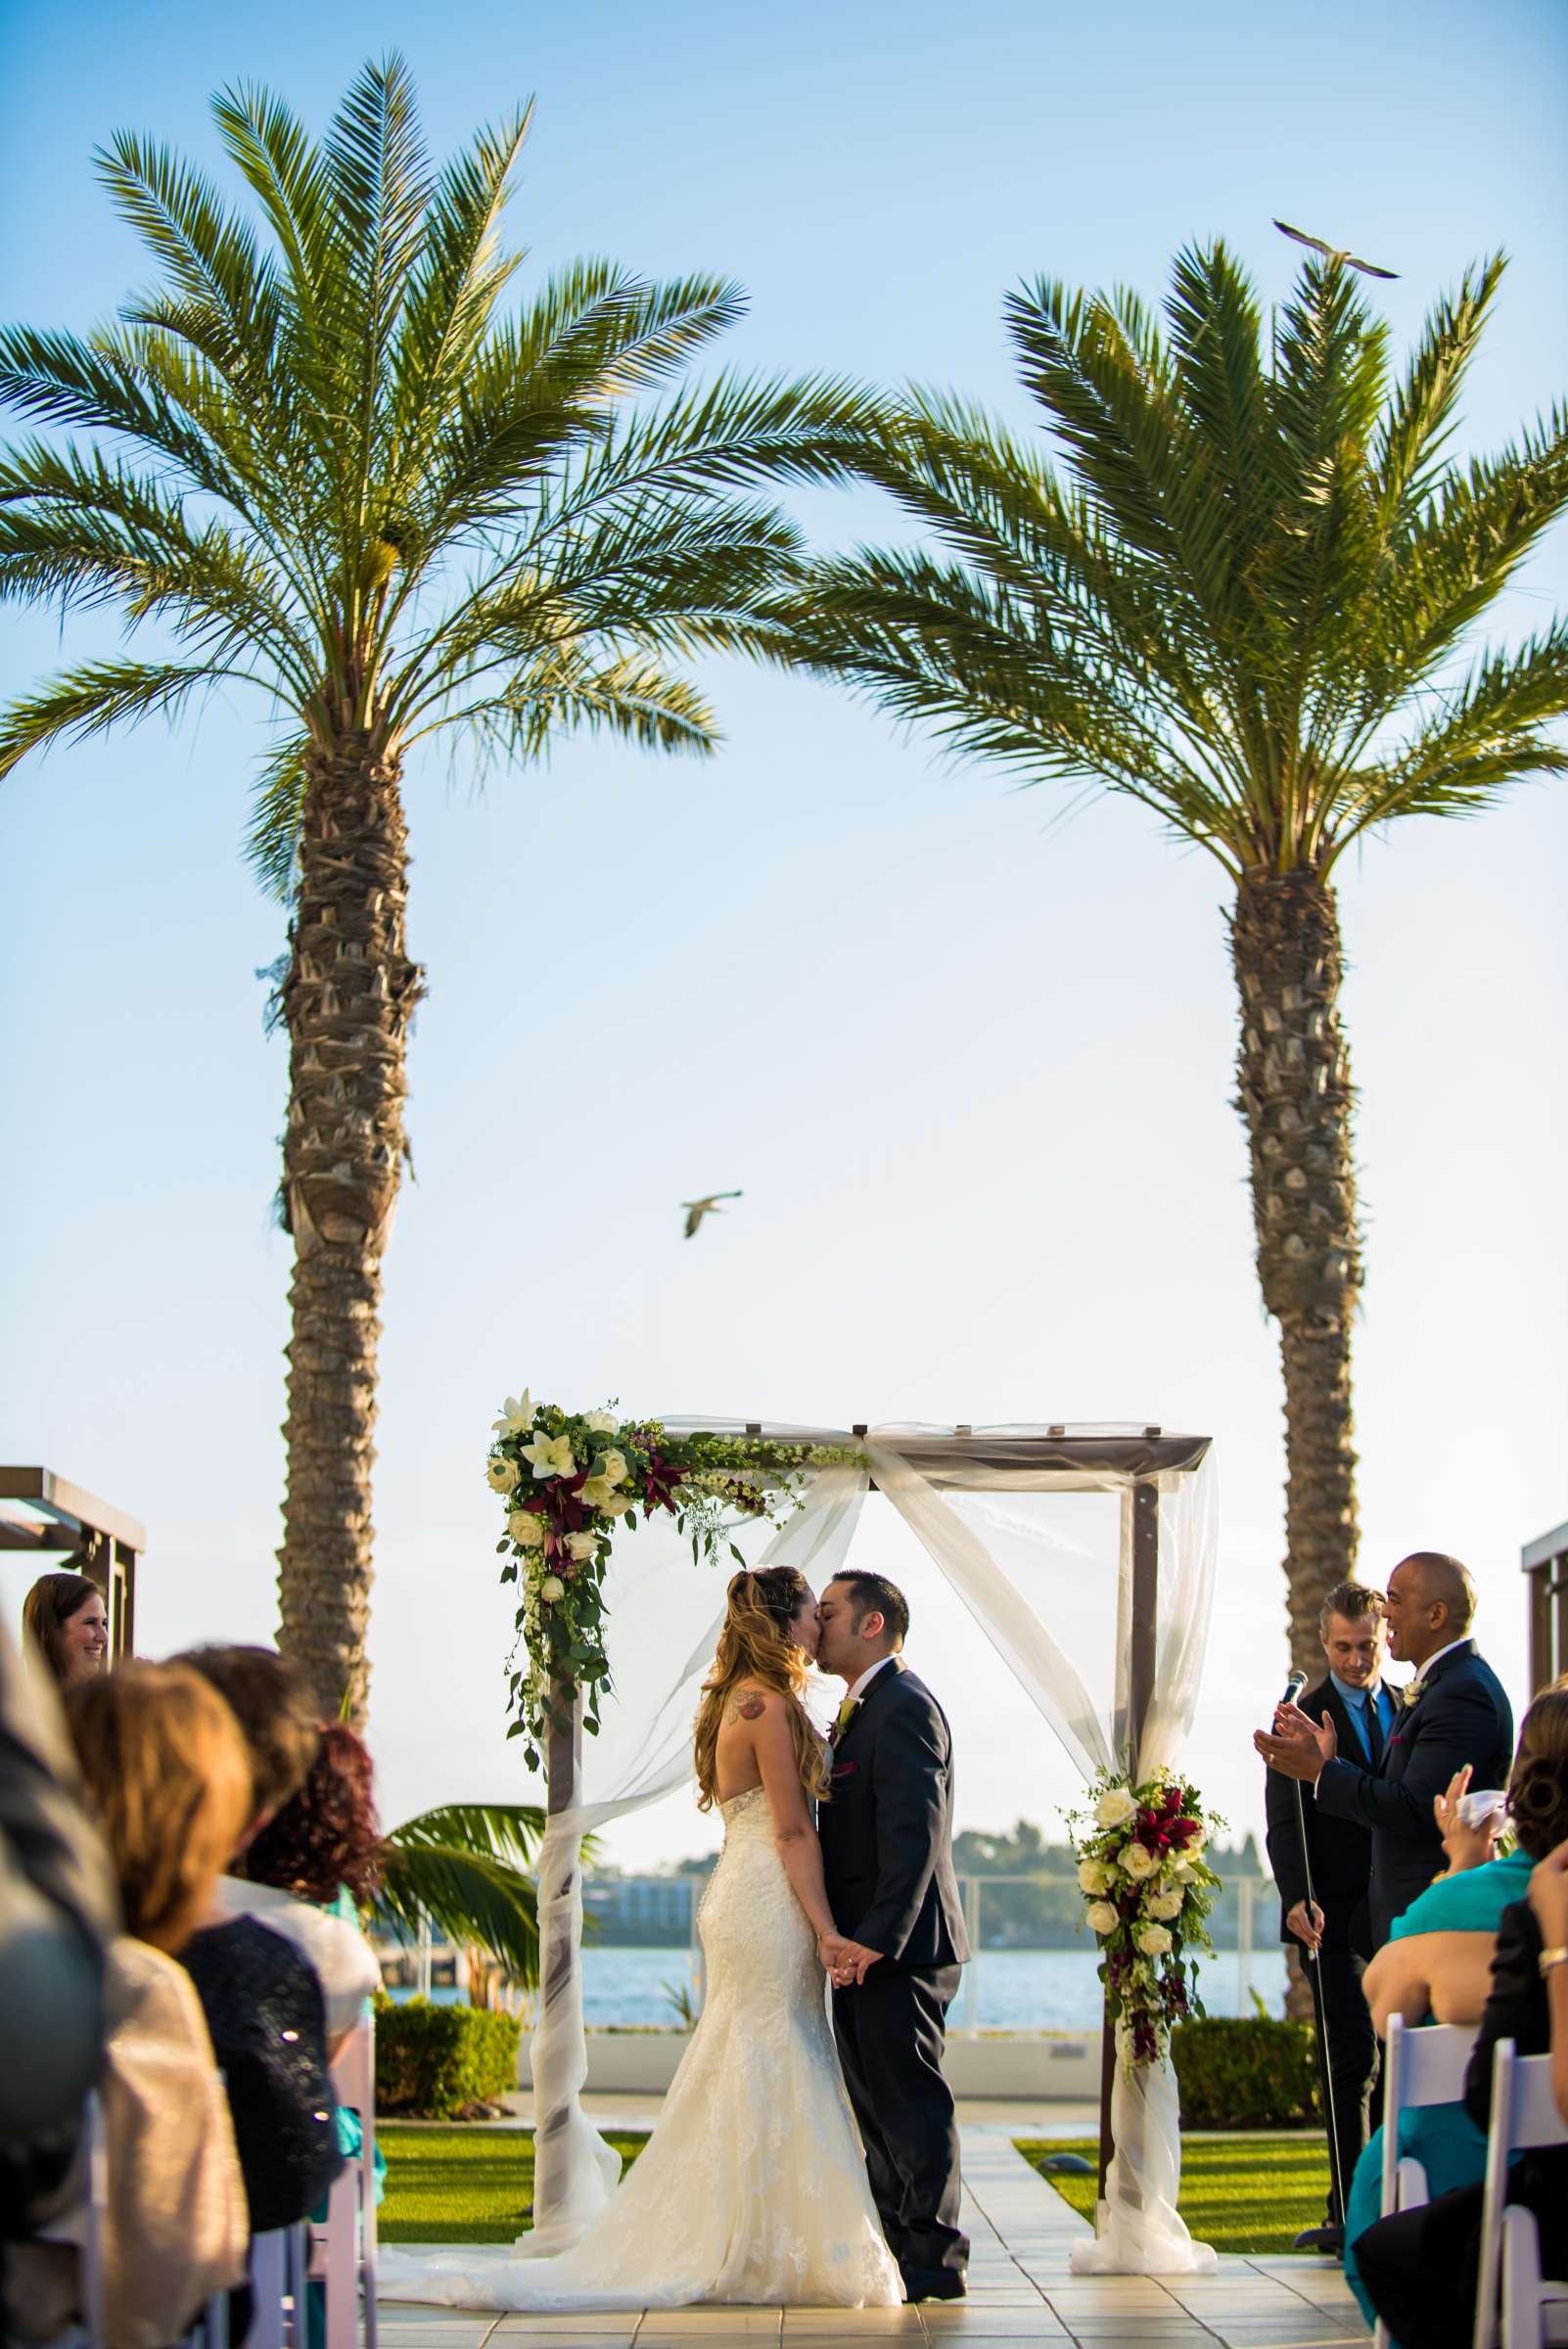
[377,2127,647,2243]
[1016,2134,1331,2255]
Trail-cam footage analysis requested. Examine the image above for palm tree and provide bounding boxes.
[377,1801,551,1995]
[0,59,879,1721]
[773,245,1568,1667]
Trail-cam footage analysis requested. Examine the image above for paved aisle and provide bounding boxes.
[380,2126,1365,2349]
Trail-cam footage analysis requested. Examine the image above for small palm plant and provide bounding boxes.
[0,58,878,1723]
[776,243,1568,1662]
[376,1799,593,2002]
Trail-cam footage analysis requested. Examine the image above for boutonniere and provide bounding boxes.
[834,1697,860,1736]
[1396,1679,1425,1711]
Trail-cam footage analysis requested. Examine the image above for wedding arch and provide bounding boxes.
[489,1407,1220,2278]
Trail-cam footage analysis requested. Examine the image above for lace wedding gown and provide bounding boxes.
[380,1784,902,2311]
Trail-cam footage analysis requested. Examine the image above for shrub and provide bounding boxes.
[375,1996,523,2120]
[1172,2015,1319,2129]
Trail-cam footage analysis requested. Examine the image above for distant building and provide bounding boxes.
[584,1875,698,1945]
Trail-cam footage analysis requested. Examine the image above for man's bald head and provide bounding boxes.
[1384,1551,1476,1667]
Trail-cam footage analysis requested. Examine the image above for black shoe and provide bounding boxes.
[902,2270,967,2303]
[1292,2223,1345,2258]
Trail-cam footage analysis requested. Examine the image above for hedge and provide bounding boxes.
[375,1997,524,2120]
[1171,2015,1320,2129]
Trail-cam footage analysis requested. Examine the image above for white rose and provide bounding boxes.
[487,1456,521,1494]
[1122,1842,1158,1879]
[1084,1901,1120,1937]
[600,1492,632,1518]
[566,1531,597,1563]
[1135,1922,1174,1957]
[539,1575,566,1603]
[583,1409,618,1434]
[1094,1787,1137,1829]
[1182,1828,1207,1859]
[600,1449,628,1488]
[1148,1888,1185,1921]
[507,1509,546,1546]
[1077,1858,1111,1897]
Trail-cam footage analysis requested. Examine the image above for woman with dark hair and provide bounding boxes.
[1342,1685,1568,2326]
[217,1722,382,2049]
[21,1571,108,1687]
[382,1565,902,2314]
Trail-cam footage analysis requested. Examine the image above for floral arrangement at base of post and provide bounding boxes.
[487,1391,863,1770]
[1066,1768,1223,2073]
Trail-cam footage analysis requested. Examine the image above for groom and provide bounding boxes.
[815,1572,971,2304]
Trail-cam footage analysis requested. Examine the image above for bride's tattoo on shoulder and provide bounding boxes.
[728,1689,768,1723]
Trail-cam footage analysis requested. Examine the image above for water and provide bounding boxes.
[391,1944,1292,2029]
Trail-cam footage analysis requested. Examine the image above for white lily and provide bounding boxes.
[492,1390,534,1437]
[523,1430,576,1481]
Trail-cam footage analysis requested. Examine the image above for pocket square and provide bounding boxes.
[830,1760,858,1780]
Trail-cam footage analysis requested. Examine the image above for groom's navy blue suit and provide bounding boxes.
[817,1656,970,2298]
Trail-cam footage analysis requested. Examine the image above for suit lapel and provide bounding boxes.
[835,1655,905,1752]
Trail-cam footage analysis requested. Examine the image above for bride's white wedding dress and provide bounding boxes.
[380,1784,902,2311]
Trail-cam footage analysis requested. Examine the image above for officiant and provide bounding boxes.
[1263,1580,1389,2252]
[1257,1553,1514,1949]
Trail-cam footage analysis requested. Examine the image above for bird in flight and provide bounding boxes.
[1273,219,1399,280]
[681,1190,743,1239]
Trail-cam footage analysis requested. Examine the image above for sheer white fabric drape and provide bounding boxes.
[521,1423,1218,2276]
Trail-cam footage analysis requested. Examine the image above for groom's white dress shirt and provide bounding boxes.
[845,1654,898,1708]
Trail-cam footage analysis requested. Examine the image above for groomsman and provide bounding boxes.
[1263,1580,1390,2251]
[1258,1553,1514,1949]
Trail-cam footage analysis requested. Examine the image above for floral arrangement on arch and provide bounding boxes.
[1065,1768,1223,2072]
[487,1392,862,1770]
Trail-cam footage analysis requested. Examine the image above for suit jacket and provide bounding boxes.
[817,1657,970,1969]
[1263,1674,1375,1955]
[1313,1640,1514,1948]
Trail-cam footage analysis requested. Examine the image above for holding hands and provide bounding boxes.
[818,1930,882,1988]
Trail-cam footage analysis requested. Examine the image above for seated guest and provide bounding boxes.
[170,1648,344,2234]
[8,1662,250,2349]
[21,1571,109,1690]
[1342,1686,1568,2326]
[1353,1829,1568,2348]
[0,1620,115,2252]
[224,1721,382,2050]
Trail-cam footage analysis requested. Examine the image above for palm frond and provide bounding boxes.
[376,1839,539,1983]
[0,656,252,780]
[245,730,311,898]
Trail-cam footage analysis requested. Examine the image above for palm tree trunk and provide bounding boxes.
[276,729,424,1727]
[1230,866,1362,1677]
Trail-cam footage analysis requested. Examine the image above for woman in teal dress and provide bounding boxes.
[1344,1696,1566,2327]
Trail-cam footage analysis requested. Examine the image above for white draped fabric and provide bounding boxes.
[524,1421,1219,2276]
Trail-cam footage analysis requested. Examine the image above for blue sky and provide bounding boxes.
[3,0,1566,1865]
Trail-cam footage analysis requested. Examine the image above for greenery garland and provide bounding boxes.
[488,1392,863,1769]
[1065,1767,1224,2073]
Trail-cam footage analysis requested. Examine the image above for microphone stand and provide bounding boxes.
[1283,1676,1347,2237]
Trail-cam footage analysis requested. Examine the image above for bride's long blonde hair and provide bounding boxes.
[694,1568,830,1812]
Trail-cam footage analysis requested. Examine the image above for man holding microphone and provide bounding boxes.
[1263,1581,1391,2253]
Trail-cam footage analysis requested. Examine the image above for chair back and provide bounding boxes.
[1472,2042,1568,2349]
[310,2010,378,2349]
[1380,2014,1478,2215]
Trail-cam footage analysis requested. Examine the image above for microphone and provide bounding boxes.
[1281,1669,1308,1706]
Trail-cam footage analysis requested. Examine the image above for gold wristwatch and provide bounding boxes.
[1539,1946,1568,1978]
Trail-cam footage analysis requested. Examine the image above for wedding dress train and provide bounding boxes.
[380,1784,902,2310]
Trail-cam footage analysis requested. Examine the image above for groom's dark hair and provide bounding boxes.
[834,1572,909,1648]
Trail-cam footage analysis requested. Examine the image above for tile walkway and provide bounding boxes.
[379,2126,1365,2349]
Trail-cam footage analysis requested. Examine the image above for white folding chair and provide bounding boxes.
[1372,2015,1480,2349]
[80,2089,230,2349]
[244,2224,309,2349]
[308,2013,379,2349]
[1472,2040,1568,2349]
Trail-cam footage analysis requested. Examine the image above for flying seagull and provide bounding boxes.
[681,1190,743,1240]
[1273,219,1399,280]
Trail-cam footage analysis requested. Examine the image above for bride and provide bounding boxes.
[381,1566,903,2310]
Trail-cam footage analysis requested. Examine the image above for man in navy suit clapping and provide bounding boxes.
[1257,1552,1514,1949]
